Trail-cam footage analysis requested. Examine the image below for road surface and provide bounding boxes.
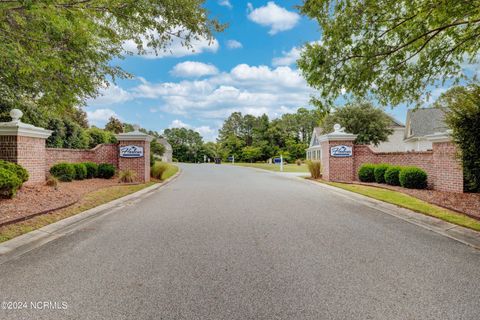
[1,164,479,319]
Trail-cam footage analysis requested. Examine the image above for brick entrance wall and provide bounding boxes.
[118,140,150,183]
[46,144,118,171]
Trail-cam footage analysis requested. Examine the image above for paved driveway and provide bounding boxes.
[1,164,479,319]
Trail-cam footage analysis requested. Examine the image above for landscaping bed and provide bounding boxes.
[0,179,119,226]
[356,181,480,220]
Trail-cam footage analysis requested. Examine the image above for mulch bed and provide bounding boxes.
[355,181,480,220]
[0,179,120,226]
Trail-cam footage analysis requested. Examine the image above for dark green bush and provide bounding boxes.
[0,160,29,183]
[73,163,87,180]
[399,167,428,189]
[384,166,402,186]
[49,163,76,182]
[374,164,391,184]
[97,163,115,179]
[0,167,22,198]
[358,164,377,182]
[83,162,98,179]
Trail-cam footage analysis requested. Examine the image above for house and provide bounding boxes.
[157,138,173,162]
[306,108,448,159]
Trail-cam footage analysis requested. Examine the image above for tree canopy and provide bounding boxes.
[322,102,394,146]
[0,0,222,114]
[298,0,480,107]
[163,127,204,163]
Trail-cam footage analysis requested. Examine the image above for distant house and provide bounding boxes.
[157,138,173,162]
[306,108,448,159]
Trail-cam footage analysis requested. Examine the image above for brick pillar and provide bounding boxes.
[427,132,463,193]
[115,127,153,183]
[0,109,52,184]
[319,124,357,182]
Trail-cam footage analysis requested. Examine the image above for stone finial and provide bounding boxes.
[133,124,140,132]
[333,123,345,133]
[10,109,23,123]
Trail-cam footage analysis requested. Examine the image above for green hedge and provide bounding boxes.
[73,163,87,180]
[0,160,29,183]
[374,164,390,184]
[83,162,98,179]
[97,163,115,179]
[399,167,428,189]
[384,166,402,186]
[49,163,76,182]
[358,164,376,182]
[0,167,22,198]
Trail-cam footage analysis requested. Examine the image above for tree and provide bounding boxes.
[151,140,166,158]
[163,127,204,163]
[242,146,262,163]
[298,1,480,107]
[0,1,223,114]
[105,117,124,134]
[434,85,480,192]
[322,102,394,146]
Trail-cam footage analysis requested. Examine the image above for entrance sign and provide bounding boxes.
[273,157,282,164]
[330,145,353,158]
[119,145,144,158]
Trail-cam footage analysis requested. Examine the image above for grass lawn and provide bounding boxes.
[0,164,179,243]
[232,162,309,173]
[320,180,480,232]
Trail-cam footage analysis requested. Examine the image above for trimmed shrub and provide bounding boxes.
[295,159,302,166]
[83,162,98,179]
[151,162,168,180]
[0,160,29,183]
[73,163,87,180]
[384,166,402,186]
[118,170,137,183]
[49,163,76,182]
[97,163,115,179]
[306,160,322,179]
[374,164,391,184]
[399,167,428,189]
[358,164,377,182]
[0,168,22,198]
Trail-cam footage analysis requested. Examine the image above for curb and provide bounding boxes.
[0,167,182,261]
[301,178,480,250]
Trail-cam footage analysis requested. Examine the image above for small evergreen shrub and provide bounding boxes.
[306,160,322,179]
[49,163,76,182]
[118,170,137,183]
[97,163,115,179]
[384,166,402,186]
[73,163,87,180]
[399,167,428,189]
[358,164,377,182]
[0,160,29,183]
[83,162,98,179]
[374,164,391,184]
[0,168,22,198]
[151,162,168,180]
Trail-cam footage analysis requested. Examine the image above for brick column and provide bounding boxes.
[0,109,52,184]
[427,132,463,193]
[319,124,357,183]
[115,127,153,183]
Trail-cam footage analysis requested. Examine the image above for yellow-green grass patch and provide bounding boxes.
[318,181,480,232]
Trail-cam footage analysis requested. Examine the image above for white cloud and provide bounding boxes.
[247,2,300,35]
[168,120,217,141]
[218,0,232,9]
[132,63,313,120]
[170,61,219,78]
[87,84,133,106]
[272,46,301,66]
[123,28,219,59]
[86,108,120,126]
[226,40,243,49]
[169,119,190,129]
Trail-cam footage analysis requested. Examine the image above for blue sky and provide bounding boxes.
[85,0,471,141]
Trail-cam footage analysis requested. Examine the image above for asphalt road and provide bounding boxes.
[1,164,479,320]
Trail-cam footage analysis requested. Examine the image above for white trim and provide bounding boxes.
[0,122,52,139]
[425,131,452,143]
[115,131,154,142]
